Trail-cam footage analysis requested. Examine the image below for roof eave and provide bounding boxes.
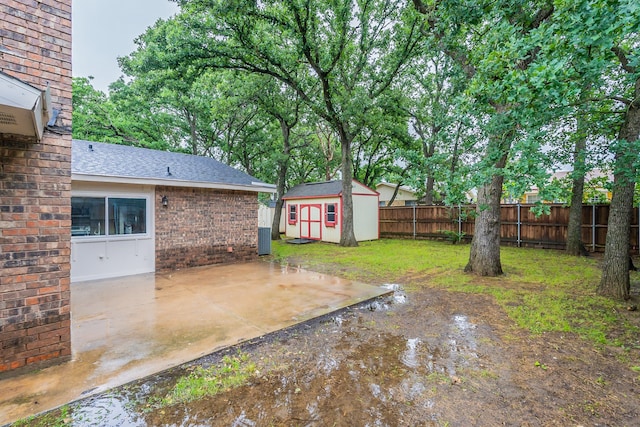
[282,193,341,200]
[72,173,276,193]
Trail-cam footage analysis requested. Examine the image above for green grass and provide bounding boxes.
[158,353,256,406]
[271,239,639,349]
[12,405,70,427]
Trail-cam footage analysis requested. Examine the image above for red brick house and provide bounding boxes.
[1,0,274,375]
[1,0,73,374]
[71,139,274,281]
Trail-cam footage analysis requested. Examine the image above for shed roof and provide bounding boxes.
[72,139,275,193]
[282,180,344,199]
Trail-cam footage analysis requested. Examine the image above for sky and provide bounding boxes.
[72,0,179,93]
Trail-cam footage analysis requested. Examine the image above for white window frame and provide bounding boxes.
[71,191,151,240]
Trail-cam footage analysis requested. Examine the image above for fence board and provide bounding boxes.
[379,204,640,253]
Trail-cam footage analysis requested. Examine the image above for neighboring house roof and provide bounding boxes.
[376,182,416,194]
[282,180,344,199]
[72,139,275,193]
[375,182,418,202]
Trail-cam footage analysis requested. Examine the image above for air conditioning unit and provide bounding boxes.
[0,71,52,141]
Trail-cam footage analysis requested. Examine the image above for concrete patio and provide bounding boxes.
[0,261,388,425]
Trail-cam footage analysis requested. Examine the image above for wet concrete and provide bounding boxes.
[0,261,388,425]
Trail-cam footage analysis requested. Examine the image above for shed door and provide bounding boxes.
[300,204,322,240]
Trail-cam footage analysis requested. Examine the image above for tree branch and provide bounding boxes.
[611,46,636,74]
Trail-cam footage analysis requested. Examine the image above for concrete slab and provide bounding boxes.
[0,261,388,425]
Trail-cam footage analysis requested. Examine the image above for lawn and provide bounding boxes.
[272,238,640,349]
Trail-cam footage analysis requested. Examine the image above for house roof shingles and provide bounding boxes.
[72,139,273,192]
[282,180,344,199]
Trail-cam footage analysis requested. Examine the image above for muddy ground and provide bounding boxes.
[20,266,640,426]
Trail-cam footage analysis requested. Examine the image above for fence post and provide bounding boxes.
[592,204,596,252]
[638,206,639,255]
[413,204,416,239]
[517,203,521,247]
[458,204,462,237]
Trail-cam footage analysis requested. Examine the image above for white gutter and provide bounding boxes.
[72,173,277,193]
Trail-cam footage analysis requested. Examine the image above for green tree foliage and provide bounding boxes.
[414,0,564,276]
[532,0,640,299]
[394,53,479,205]
[129,0,424,246]
[72,77,172,149]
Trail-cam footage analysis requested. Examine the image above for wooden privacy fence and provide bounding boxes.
[379,204,640,253]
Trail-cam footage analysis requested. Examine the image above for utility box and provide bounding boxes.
[258,227,271,255]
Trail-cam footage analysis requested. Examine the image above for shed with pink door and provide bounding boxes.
[282,180,379,243]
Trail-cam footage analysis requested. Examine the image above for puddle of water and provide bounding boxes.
[400,338,421,368]
[449,314,478,356]
[370,382,383,400]
[316,354,340,374]
[232,410,257,427]
[382,284,408,305]
[442,314,480,375]
[365,284,407,311]
[305,401,321,423]
[68,394,145,427]
[331,315,344,327]
[400,376,427,400]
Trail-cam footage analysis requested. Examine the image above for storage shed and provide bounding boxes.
[71,140,275,282]
[282,180,379,243]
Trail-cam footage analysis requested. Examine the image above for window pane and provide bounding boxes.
[326,204,336,223]
[108,198,146,235]
[71,197,105,236]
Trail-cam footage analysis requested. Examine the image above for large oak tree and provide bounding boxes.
[132,0,424,246]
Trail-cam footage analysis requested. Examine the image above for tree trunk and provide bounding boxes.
[566,123,587,256]
[424,175,435,205]
[339,133,358,247]
[271,118,291,240]
[464,166,506,276]
[598,79,640,299]
[598,176,635,299]
[448,121,463,192]
[465,118,511,276]
[388,182,403,206]
[271,166,286,240]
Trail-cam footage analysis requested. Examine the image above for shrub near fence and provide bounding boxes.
[379,204,640,253]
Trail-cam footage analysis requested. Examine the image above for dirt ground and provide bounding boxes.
[47,263,640,427]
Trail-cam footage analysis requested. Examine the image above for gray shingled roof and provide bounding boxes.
[282,180,344,199]
[72,139,272,190]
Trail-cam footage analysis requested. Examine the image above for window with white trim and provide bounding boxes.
[288,204,297,224]
[325,203,337,227]
[72,196,147,237]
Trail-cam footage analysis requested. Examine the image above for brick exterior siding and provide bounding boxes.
[0,0,72,374]
[155,186,259,271]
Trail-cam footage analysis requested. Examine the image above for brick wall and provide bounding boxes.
[0,0,72,374]
[155,186,259,271]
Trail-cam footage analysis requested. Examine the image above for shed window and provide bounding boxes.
[325,203,337,227]
[72,196,147,237]
[288,204,297,224]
